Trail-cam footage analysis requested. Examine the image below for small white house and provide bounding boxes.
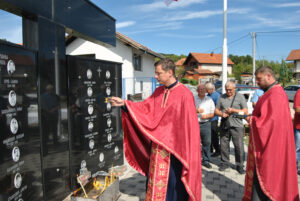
[66,32,163,99]
[286,49,300,82]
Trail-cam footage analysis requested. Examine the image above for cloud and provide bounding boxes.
[273,2,300,8]
[165,10,222,21]
[252,15,300,29]
[158,33,215,39]
[116,21,136,29]
[133,0,206,12]
[228,8,251,14]
[124,21,183,35]
[0,11,22,43]
[0,27,22,44]
[164,8,251,21]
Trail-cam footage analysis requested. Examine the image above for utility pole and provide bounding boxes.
[222,0,228,93]
[252,32,256,86]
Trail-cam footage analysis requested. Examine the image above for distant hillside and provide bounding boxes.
[155,53,187,62]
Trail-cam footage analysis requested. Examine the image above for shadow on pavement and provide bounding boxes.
[119,173,146,199]
[202,169,244,201]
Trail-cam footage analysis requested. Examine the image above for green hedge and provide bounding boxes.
[180,78,198,86]
[189,79,198,86]
[181,77,190,84]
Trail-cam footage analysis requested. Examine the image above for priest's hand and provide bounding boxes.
[110,96,125,107]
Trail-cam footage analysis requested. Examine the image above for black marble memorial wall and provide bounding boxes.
[0,41,43,201]
[37,17,70,201]
[0,1,122,200]
[67,56,123,190]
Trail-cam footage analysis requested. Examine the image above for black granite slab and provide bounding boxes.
[0,41,43,201]
[67,56,123,190]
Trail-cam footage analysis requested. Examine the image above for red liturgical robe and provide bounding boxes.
[122,82,202,201]
[243,85,299,201]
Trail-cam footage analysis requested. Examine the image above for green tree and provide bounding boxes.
[278,60,290,87]
[175,66,185,79]
[155,53,187,62]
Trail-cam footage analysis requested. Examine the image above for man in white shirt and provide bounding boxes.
[195,84,215,168]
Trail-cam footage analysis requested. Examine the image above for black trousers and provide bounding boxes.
[210,120,220,153]
[220,127,244,167]
[251,170,270,201]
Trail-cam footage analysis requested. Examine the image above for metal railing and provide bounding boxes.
[122,77,159,100]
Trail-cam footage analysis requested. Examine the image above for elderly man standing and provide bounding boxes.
[215,81,248,174]
[195,84,215,168]
[205,82,221,157]
[243,66,299,201]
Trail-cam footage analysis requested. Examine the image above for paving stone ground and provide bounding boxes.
[118,141,300,201]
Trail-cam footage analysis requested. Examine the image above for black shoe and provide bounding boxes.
[237,166,245,174]
[219,164,228,171]
[211,152,220,157]
[202,162,212,169]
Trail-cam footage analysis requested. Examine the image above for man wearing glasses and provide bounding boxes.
[215,81,248,174]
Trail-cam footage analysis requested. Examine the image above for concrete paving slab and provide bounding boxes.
[117,141,300,201]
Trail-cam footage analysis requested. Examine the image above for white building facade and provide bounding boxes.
[286,49,300,82]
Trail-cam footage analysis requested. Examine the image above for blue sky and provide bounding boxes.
[1,0,300,61]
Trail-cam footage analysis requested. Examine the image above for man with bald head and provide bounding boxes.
[215,81,248,174]
[195,84,215,168]
[243,66,299,201]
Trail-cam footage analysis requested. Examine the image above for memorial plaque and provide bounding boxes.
[67,56,123,189]
[0,41,43,200]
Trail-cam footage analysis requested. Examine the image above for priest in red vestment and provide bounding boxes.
[110,59,202,201]
[243,66,299,201]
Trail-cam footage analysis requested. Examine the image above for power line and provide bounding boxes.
[206,33,251,53]
[256,29,300,34]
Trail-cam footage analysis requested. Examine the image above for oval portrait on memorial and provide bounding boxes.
[81,160,87,169]
[88,121,94,132]
[107,118,112,128]
[114,146,119,153]
[99,153,104,162]
[87,69,92,79]
[89,139,95,150]
[106,87,111,96]
[105,70,110,79]
[14,173,22,189]
[8,90,17,107]
[106,102,111,111]
[88,104,94,115]
[12,146,20,162]
[10,118,18,134]
[87,87,93,97]
[7,60,16,75]
[107,133,112,142]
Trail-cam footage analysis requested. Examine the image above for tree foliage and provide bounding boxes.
[156,53,187,78]
[228,54,293,83]
[278,60,293,87]
[157,53,295,85]
[156,53,187,62]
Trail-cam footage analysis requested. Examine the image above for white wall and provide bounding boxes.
[66,38,156,99]
[201,64,233,74]
[295,61,300,72]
